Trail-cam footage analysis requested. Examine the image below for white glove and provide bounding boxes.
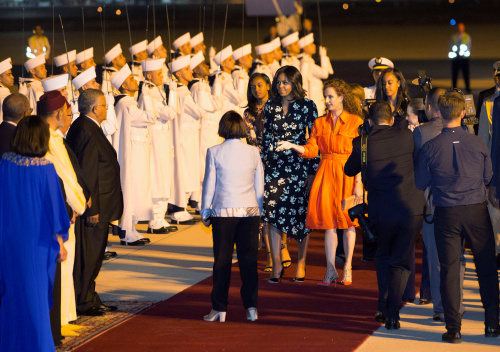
[212,75,222,97]
[105,91,115,105]
[275,140,295,152]
[319,46,327,57]
[168,80,177,92]
[209,46,216,58]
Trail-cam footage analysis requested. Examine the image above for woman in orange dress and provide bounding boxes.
[276,79,363,285]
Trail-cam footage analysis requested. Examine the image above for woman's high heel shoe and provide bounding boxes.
[268,267,284,284]
[317,268,339,287]
[203,309,226,322]
[246,307,258,322]
[264,251,273,272]
[341,267,352,285]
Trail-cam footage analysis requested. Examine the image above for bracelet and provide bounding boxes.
[355,181,361,184]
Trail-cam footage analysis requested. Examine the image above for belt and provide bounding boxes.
[321,153,349,161]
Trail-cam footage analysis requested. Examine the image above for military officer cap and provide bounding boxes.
[368,57,394,71]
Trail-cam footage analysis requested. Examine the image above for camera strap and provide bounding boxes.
[361,134,368,210]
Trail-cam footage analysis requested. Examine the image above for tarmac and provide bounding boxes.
[95,215,500,351]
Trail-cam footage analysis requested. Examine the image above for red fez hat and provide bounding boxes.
[37,90,70,116]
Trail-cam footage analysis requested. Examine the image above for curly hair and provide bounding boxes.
[323,79,363,117]
[271,65,306,102]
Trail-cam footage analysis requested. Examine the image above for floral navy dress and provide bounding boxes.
[261,98,319,242]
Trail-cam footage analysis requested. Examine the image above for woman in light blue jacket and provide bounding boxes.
[201,111,264,323]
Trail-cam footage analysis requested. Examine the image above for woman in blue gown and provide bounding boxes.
[0,115,70,352]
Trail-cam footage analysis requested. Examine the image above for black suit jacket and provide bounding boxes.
[345,125,426,225]
[475,86,497,134]
[0,121,16,156]
[66,115,123,223]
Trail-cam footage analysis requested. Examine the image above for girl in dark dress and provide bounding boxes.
[261,66,319,282]
[375,67,410,129]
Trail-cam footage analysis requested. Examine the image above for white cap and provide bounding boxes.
[147,36,163,55]
[368,57,394,70]
[142,58,166,72]
[54,50,76,67]
[190,51,205,70]
[255,42,274,56]
[76,48,94,65]
[168,55,191,73]
[25,54,46,71]
[233,44,252,61]
[72,66,96,90]
[0,58,12,74]
[272,37,281,50]
[213,45,233,66]
[104,44,122,64]
[41,74,69,92]
[129,40,148,56]
[173,32,191,50]
[190,32,204,47]
[493,61,500,70]
[298,33,314,49]
[111,64,132,90]
[281,32,299,48]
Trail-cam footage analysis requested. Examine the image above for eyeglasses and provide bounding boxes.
[276,81,292,86]
[93,104,108,109]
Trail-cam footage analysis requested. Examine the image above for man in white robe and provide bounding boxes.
[231,44,252,106]
[111,64,156,245]
[19,54,46,114]
[102,44,127,96]
[280,32,301,70]
[251,42,274,82]
[75,48,96,74]
[129,40,148,82]
[0,58,14,123]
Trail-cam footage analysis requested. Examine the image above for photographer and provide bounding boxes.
[345,101,426,330]
[415,91,500,343]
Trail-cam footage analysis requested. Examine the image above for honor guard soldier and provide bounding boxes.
[232,44,253,105]
[190,51,223,181]
[211,45,245,116]
[72,66,99,120]
[0,58,14,122]
[169,55,204,223]
[139,58,179,234]
[364,57,394,100]
[146,36,171,85]
[172,32,192,58]
[299,33,333,116]
[129,40,148,82]
[75,48,96,73]
[112,64,156,245]
[280,32,301,70]
[251,42,274,81]
[190,32,206,55]
[41,74,70,101]
[102,44,127,95]
[19,54,47,115]
[270,37,283,77]
[54,50,79,102]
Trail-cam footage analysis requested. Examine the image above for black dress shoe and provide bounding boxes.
[140,237,151,243]
[419,299,431,305]
[485,325,500,337]
[147,227,169,234]
[433,313,444,322]
[442,331,461,343]
[99,304,118,312]
[385,318,400,330]
[103,252,113,260]
[374,311,385,323]
[292,277,305,282]
[78,307,105,317]
[107,251,117,257]
[120,240,145,246]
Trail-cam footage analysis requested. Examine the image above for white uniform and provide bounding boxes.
[139,80,178,229]
[231,65,249,106]
[0,84,11,123]
[210,71,246,116]
[190,78,224,181]
[300,53,333,116]
[364,85,376,100]
[101,91,119,144]
[280,54,300,70]
[250,59,273,82]
[18,78,44,115]
[102,67,120,95]
[114,94,156,242]
[131,61,145,82]
[269,60,281,79]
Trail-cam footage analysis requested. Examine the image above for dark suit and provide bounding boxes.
[0,121,16,156]
[345,125,426,321]
[66,115,123,312]
[475,86,496,134]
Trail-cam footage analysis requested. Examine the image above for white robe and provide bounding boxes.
[269,60,281,79]
[231,65,249,107]
[172,84,204,205]
[114,95,156,235]
[0,84,11,123]
[101,91,119,144]
[102,66,120,96]
[251,59,273,82]
[364,85,376,100]
[300,53,333,116]
[280,54,300,70]
[211,71,246,116]
[18,78,44,115]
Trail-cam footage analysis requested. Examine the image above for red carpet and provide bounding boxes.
[75,231,422,352]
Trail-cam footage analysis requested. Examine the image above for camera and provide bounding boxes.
[348,203,376,243]
[357,118,372,135]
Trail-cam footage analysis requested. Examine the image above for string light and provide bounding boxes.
[116,9,121,15]
[375,0,382,3]
[449,0,455,4]
[450,19,456,25]
[343,3,349,10]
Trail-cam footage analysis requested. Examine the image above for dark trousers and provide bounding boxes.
[434,203,499,333]
[74,219,109,312]
[374,215,423,320]
[50,262,62,346]
[452,58,470,91]
[211,216,260,312]
[419,243,432,301]
[403,248,416,301]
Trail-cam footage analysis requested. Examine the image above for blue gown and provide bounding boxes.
[0,153,70,352]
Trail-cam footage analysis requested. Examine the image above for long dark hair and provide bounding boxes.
[11,115,50,158]
[246,73,273,117]
[323,79,363,117]
[271,65,306,102]
[375,68,410,115]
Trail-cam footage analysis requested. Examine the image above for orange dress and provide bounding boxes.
[300,111,363,229]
